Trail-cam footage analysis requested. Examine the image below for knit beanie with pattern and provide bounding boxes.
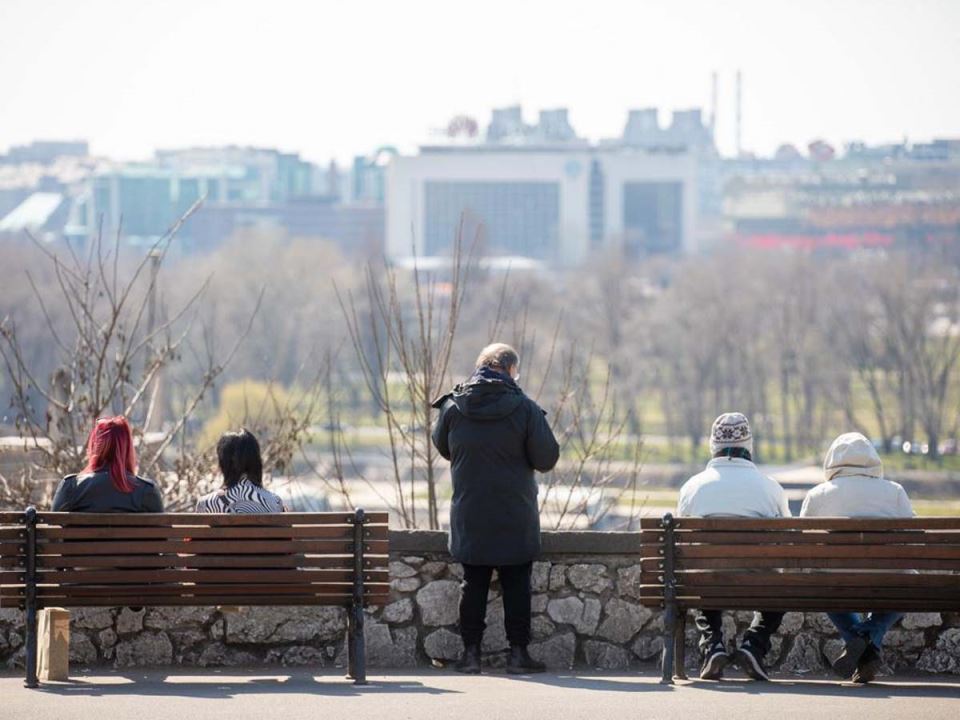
[709,412,754,455]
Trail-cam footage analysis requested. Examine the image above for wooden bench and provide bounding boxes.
[0,507,389,687]
[639,514,960,683]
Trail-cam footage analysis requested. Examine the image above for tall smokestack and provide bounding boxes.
[710,71,718,137]
[735,69,742,157]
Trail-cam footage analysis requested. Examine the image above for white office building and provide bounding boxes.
[386,107,702,267]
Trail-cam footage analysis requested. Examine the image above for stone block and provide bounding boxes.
[72,608,114,631]
[631,634,663,661]
[529,632,576,669]
[584,640,633,670]
[531,562,550,592]
[549,565,567,591]
[144,606,213,630]
[915,628,960,675]
[596,598,651,644]
[225,606,346,644]
[391,577,421,593]
[68,631,97,666]
[901,613,942,630]
[390,561,418,579]
[531,593,548,613]
[365,623,418,667]
[482,598,509,652]
[532,615,556,640]
[382,598,414,624]
[424,629,463,661]
[567,564,612,594]
[779,633,823,674]
[416,580,461,626]
[116,607,145,635]
[547,596,584,626]
[198,642,260,667]
[114,632,173,667]
[616,564,644,601]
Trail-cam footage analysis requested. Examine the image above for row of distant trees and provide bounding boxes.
[1,215,959,526]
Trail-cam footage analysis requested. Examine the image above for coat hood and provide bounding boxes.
[823,432,883,481]
[433,367,525,420]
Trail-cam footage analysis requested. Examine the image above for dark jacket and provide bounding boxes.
[432,368,560,566]
[52,471,164,513]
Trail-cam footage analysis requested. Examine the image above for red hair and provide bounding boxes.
[82,416,137,493]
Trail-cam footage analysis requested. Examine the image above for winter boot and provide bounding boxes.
[455,644,482,674]
[506,644,546,674]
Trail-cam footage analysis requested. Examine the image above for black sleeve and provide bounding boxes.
[525,401,560,472]
[51,476,76,511]
[431,401,452,461]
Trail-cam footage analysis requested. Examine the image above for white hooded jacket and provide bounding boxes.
[800,432,913,518]
[677,456,790,518]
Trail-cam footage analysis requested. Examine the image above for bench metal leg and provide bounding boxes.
[24,602,38,688]
[673,609,688,680]
[660,601,676,684]
[23,506,38,689]
[349,602,367,685]
[347,508,367,685]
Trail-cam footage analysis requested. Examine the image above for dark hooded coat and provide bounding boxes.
[431,368,560,566]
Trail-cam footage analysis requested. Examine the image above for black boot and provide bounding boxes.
[506,644,546,674]
[455,644,481,674]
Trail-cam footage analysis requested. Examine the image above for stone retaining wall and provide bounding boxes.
[1,530,958,675]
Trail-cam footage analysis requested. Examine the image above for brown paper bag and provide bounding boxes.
[38,608,70,681]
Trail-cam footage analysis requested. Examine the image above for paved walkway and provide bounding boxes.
[2,669,959,720]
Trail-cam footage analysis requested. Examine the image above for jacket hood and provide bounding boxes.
[435,367,525,420]
[823,432,883,481]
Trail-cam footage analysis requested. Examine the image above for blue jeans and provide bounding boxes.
[827,612,903,648]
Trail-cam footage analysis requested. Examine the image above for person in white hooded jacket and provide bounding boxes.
[677,412,791,682]
[800,432,914,684]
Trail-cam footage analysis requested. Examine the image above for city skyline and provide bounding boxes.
[1,0,959,164]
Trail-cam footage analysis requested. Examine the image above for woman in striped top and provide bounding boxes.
[195,429,286,514]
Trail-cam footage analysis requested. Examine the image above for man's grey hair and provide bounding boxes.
[476,343,519,372]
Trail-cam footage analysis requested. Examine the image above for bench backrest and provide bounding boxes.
[639,515,960,613]
[1,510,389,609]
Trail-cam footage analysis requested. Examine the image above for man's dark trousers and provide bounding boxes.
[460,562,532,647]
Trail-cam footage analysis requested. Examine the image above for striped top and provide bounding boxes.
[195,477,286,514]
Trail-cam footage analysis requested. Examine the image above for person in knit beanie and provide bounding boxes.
[677,412,790,682]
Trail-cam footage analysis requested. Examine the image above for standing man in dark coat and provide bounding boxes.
[432,343,560,674]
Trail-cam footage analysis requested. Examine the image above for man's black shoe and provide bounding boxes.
[455,644,482,674]
[733,643,770,681]
[506,644,546,674]
[699,646,730,680]
[832,636,868,678]
[852,643,882,684]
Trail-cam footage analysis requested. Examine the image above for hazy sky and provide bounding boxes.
[1,0,958,163]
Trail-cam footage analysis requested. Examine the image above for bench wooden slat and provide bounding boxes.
[35,554,385,570]
[37,582,389,597]
[664,518,960,531]
[676,544,960,560]
[667,585,960,600]
[642,556,959,571]
[35,595,387,608]
[36,525,388,541]
[37,512,390,527]
[652,531,960,546]
[0,512,25,524]
[670,597,957,611]
[36,539,389,555]
[662,572,960,588]
[37,568,389,584]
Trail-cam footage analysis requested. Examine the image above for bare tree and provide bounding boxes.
[0,205,263,507]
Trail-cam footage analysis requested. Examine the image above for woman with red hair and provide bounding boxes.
[52,416,164,512]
